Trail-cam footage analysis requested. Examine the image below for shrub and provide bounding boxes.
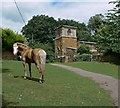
[77,44,91,55]
[76,53,91,61]
[2,28,25,51]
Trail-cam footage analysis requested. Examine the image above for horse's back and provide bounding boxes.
[32,48,46,62]
[32,48,46,55]
[32,48,41,55]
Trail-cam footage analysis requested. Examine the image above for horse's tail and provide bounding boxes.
[39,49,46,72]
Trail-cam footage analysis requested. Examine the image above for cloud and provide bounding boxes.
[1,0,114,33]
[43,2,114,23]
[1,0,113,2]
[2,17,24,32]
[2,3,22,23]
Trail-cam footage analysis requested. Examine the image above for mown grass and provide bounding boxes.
[63,61,118,79]
[0,60,2,108]
[2,60,114,106]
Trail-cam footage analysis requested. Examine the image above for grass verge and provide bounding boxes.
[63,61,118,79]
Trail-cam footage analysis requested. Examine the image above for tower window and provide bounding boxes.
[67,29,72,36]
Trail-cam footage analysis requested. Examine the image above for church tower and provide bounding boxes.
[55,25,77,62]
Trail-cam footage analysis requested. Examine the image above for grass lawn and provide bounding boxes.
[2,60,114,106]
[0,60,2,108]
[63,61,118,79]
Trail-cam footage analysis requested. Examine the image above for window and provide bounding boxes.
[67,29,72,36]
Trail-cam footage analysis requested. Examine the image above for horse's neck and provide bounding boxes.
[18,45,28,54]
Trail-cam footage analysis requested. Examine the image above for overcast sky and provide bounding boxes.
[1,0,114,33]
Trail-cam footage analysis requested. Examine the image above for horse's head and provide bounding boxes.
[13,42,28,55]
[13,43,18,55]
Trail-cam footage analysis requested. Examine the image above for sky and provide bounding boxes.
[1,0,115,33]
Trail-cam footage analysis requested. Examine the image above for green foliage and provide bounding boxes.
[95,23,119,53]
[0,28,2,50]
[106,0,120,53]
[77,45,91,61]
[95,0,120,54]
[76,54,91,61]
[77,44,91,55]
[22,15,57,44]
[87,0,120,54]
[2,28,25,51]
[22,15,93,43]
[88,14,106,35]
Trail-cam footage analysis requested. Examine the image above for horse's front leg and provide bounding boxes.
[28,63,32,79]
[22,61,27,80]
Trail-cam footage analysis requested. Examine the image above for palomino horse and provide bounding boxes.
[13,42,46,83]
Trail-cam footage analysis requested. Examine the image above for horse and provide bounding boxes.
[13,42,46,83]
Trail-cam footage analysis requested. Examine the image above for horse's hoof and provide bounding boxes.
[39,79,45,83]
[24,77,26,80]
[39,80,42,84]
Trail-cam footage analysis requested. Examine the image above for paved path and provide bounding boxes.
[51,63,119,106]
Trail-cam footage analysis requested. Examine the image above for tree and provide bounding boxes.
[95,23,116,53]
[22,15,57,44]
[95,0,120,54]
[22,15,93,43]
[107,0,120,53]
[2,28,25,51]
[88,14,106,35]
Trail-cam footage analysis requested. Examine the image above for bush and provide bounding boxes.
[2,28,25,51]
[76,53,91,61]
[77,44,91,55]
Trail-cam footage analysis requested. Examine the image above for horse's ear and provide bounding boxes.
[13,43,18,47]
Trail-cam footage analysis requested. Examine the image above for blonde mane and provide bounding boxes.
[13,42,28,47]
[13,42,29,51]
[16,42,28,47]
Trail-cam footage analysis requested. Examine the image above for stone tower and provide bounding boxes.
[55,25,77,62]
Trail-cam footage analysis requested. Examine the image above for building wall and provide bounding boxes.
[61,37,77,56]
[61,27,76,37]
[55,25,77,38]
[55,37,77,57]
[54,25,77,62]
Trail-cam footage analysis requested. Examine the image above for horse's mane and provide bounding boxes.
[16,42,28,47]
[13,42,29,50]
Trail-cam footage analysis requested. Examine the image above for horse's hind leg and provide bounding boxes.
[40,71,44,83]
[36,63,43,83]
[28,63,32,79]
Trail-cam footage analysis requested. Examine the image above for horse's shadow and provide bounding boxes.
[2,68,11,73]
[21,76,39,82]
[14,75,45,83]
